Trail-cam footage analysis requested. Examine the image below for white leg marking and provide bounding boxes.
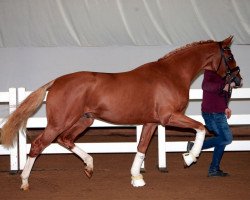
[71,146,93,169]
[20,156,36,190]
[182,129,205,166]
[190,129,206,157]
[131,152,146,187]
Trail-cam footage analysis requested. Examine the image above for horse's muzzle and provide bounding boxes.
[232,76,243,88]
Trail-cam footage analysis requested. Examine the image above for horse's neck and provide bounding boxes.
[161,47,212,87]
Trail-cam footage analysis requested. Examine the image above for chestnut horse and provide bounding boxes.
[0,36,242,190]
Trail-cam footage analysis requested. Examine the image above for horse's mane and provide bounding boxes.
[158,40,215,61]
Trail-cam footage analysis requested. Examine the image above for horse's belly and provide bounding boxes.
[83,72,160,124]
[92,102,159,125]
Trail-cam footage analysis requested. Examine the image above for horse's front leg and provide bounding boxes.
[165,113,206,166]
[131,123,157,187]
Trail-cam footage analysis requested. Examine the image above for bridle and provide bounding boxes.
[216,42,241,87]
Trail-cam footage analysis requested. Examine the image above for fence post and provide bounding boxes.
[18,87,28,170]
[158,125,167,171]
[8,88,18,172]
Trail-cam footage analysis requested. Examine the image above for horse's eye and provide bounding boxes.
[223,47,231,51]
[227,56,234,61]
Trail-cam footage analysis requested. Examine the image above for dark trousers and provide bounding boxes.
[202,112,233,172]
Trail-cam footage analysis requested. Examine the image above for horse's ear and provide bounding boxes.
[222,35,234,47]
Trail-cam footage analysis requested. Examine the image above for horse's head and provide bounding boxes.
[212,36,243,87]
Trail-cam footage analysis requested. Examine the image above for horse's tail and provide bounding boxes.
[0,80,55,148]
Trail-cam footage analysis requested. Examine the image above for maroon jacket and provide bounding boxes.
[201,70,230,113]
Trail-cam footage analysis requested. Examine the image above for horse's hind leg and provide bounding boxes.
[131,123,157,187]
[20,117,94,190]
[20,156,36,190]
[57,117,94,178]
[20,126,64,190]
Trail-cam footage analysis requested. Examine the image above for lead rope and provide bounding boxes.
[224,76,232,107]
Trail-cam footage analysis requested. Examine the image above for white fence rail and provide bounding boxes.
[157,88,250,170]
[0,88,18,171]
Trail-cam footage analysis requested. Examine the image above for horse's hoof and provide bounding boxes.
[20,184,29,191]
[131,174,146,187]
[84,167,93,179]
[182,152,197,167]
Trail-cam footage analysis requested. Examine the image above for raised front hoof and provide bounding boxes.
[84,167,93,179]
[20,183,29,191]
[182,152,197,167]
[131,175,146,187]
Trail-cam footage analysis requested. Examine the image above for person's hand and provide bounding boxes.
[225,108,232,119]
[230,81,236,88]
[223,82,236,91]
[223,84,229,91]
